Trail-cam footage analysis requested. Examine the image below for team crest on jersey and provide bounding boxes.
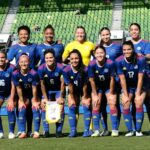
[19,79,22,82]
[28,78,32,82]
[137,47,141,51]
[84,46,89,50]
[44,74,48,77]
[71,76,74,79]
[5,73,10,77]
[134,65,138,69]
[55,72,59,77]
[18,49,22,53]
[123,67,127,70]
[95,70,99,74]
[104,68,108,73]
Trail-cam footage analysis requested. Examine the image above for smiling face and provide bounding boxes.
[45,52,55,66]
[0,52,6,67]
[19,55,30,70]
[70,52,80,68]
[75,28,86,43]
[100,29,111,44]
[44,28,54,43]
[123,44,133,59]
[129,25,140,40]
[18,29,30,44]
[95,48,106,62]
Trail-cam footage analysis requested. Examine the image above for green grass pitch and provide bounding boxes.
[0,115,150,150]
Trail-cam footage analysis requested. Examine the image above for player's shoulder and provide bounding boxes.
[38,63,46,70]
[89,59,96,66]
[30,69,38,76]
[112,42,122,48]
[115,55,124,62]
[66,41,76,47]
[57,63,64,69]
[141,39,149,43]
[106,59,114,65]
[9,43,20,50]
[137,55,145,61]
[12,69,19,75]
[63,65,72,73]
[85,40,95,45]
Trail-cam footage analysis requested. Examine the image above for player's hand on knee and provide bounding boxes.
[7,99,15,111]
[41,99,47,110]
[122,95,130,106]
[107,93,116,105]
[18,100,26,110]
[81,96,91,107]
[32,101,41,110]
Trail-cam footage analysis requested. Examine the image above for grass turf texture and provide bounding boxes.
[0,115,150,150]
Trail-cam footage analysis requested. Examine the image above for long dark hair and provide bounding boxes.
[76,26,87,41]
[122,40,137,65]
[98,27,111,46]
[69,49,85,78]
[129,23,141,32]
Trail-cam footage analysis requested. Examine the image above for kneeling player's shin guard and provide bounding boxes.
[83,105,92,131]
[32,108,41,132]
[92,110,100,131]
[7,109,16,133]
[19,107,26,132]
[41,110,49,132]
[110,109,118,130]
[136,107,144,132]
[68,105,76,132]
[123,108,132,131]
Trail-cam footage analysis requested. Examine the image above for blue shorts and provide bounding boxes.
[48,91,61,100]
[98,89,110,94]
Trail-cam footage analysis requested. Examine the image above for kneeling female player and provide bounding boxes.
[88,45,118,137]
[38,49,65,138]
[116,41,146,137]
[12,54,40,138]
[0,51,16,139]
[63,49,91,137]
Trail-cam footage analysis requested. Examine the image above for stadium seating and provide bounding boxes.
[0,0,11,31]
[11,0,113,45]
[122,0,150,40]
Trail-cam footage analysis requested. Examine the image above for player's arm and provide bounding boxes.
[40,80,48,101]
[7,47,16,62]
[109,76,115,94]
[7,82,16,111]
[89,77,97,95]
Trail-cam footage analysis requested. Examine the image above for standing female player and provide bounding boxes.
[88,45,118,137]
[0,51,16,139]
[63,49,91,137]
[7,25,37,136]
[98,27,122,136]
[116,41,146,137]
[36,24,64,66]
[38,49,65,138]
[62,26,95,66]
[12,54,40,139]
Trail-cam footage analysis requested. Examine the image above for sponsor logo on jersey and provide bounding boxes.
[19,79,22,82]
[123,67,127,70]
[44,74,48,77]
[71,76,74,79]
[95,70,99,74]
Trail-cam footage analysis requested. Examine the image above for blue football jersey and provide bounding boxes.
[7,43,37,69]
[36,42,64,65]
[115,55,146,88]
[38,63,64,91]
[104,43,122,61]
[12,69,39,98]
[0,63,15,96]
[88,59,115,90]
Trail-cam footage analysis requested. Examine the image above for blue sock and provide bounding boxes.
[83,105,92,131]
[0,116,3,133]
[7,110,16,133]
[15,108,21,132]
[136,107,144,132]
[110,109,118,130]
[92,110,100,130]
[68,106,76,132]
[41,110,49,132]
[56,113,65,133]
[32,108,41,132]
[123,109,133,131]
[19,108,26,132]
